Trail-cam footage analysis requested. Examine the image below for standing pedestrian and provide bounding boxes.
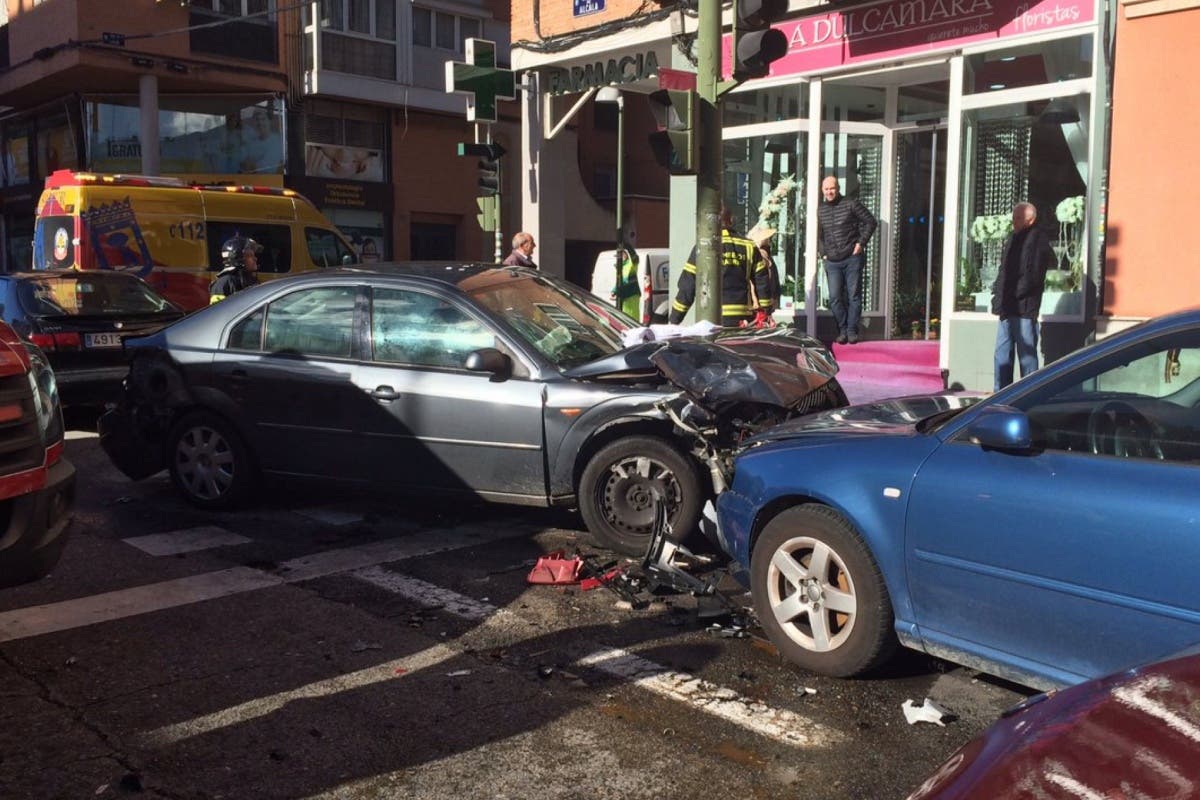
[992,201,1055,391]
[502,232,537,268]
[817,175,877,344]
[669,207,774,327]
[209,235,262,304]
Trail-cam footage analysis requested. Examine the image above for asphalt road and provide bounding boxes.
[0,428,1033,800]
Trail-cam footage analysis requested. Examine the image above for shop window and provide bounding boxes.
[822,83,885,124]
[37,117,79,178]
[965,35,1093,94]
[206,222,292,274]
[86,96,284,176]
[724,85,806,128]
[956,94,1090,317]
[1,129,30,187]
[303,104,387,182]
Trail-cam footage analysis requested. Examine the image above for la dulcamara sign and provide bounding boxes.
[545,50,660,96]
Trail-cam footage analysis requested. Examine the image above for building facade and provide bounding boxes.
[514,0,1114,391]
[0,0,517,273]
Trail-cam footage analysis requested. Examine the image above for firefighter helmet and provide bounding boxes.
[220,235,263,270]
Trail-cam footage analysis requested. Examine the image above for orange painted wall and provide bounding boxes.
[1105,4,1200,318]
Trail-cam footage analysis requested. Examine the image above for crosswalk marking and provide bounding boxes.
[353,566,841,748]
[0,525,528,643]
[124,526,252,556]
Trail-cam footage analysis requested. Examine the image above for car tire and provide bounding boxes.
[750,504,896,677]
[579,436,703,557]
[167,411,257,510]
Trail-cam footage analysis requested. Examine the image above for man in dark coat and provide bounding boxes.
[817,175,877,344]
[502,232,537,268]
[991,202,1055,390]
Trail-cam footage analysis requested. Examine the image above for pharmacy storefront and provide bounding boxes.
[720,0,1107,389]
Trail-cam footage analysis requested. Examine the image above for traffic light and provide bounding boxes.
[458,142,505,197]
[733,0,789,81]
[647,89,697,175]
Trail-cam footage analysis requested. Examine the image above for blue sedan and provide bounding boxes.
[717,308,1200,690]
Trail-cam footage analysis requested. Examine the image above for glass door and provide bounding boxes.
[891,127,946,340]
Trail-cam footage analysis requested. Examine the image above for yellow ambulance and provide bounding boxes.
[33,171,359,310]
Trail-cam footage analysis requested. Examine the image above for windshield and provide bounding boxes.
[465,271,633,368]
[17,274,177,317]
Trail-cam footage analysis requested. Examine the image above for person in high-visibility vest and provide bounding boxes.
[613,249,642,320]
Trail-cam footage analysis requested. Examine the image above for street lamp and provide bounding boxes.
[596,87,627,315]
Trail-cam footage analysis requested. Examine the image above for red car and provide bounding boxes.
[0,320,75,587]
[908,648,1200,799]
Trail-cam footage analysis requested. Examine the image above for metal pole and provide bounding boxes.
[614,94,624,306]
[694,0,723,324]
[924,130,938,339]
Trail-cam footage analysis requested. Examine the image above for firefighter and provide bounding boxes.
[668,208,774,326]
[210,235,263,304]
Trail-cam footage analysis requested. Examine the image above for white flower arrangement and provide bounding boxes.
[756,174,799,232]
[1055,195,1085,224]
[968,213,1013,244]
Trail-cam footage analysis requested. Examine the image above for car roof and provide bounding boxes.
[310,262,532,288]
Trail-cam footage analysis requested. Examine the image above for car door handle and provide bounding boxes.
[371,385,401,402]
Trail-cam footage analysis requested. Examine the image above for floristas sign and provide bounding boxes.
[722,0,1094,78]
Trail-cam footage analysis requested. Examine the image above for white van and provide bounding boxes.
[590,248,670,324]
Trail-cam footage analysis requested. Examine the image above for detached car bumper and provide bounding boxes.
[0,457,76,587]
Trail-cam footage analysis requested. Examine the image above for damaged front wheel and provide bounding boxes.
[579,436,702,556]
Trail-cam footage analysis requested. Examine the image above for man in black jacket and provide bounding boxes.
[817,176,877,344]
[991,202,1055,390]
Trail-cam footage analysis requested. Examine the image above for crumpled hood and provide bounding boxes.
[564,327,839,412]
[745,393,983,443]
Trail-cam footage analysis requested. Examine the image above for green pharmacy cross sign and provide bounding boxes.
[444,39,516,124]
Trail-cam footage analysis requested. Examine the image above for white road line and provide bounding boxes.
[0,525,528,644]
[145,643,462,746]
[576,648,839,747]
[353,566,840,748]
[124,526,253,556]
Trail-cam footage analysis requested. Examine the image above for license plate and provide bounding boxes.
[84,332,123,348]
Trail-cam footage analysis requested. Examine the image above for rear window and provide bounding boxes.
[206,222,292,274]
[33,216,75,270]
[16,274,176,317]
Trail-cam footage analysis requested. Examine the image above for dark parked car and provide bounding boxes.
[0,271,183,407]
[717,307,1200,690]
[907,648,1200,799]
[98,264,846,554]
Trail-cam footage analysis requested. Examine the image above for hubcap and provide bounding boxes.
[600,455,681,534]
[766,536,857,653]
[175,425,236,501]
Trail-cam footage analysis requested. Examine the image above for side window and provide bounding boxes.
[263,286,357,358]
[228,307,265,350]
[305,227,358,268]
[206,222,293,274]
[371,287,495,368]
[1013,330,1200,463]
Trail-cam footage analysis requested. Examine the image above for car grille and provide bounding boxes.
[0,372,44,474]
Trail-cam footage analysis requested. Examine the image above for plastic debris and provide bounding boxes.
[350,640,382,653]
[537,665,555,679]
[902,698,952,726]
[446,669,473,677]
[527,551,583,585]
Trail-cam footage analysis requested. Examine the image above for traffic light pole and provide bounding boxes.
[694,0,723,325]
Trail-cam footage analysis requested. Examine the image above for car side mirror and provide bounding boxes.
[966,404,1033,451]
[465,347,511,380]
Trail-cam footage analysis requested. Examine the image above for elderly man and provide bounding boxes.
[991,201,1055,391]
[502,232,537,268]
